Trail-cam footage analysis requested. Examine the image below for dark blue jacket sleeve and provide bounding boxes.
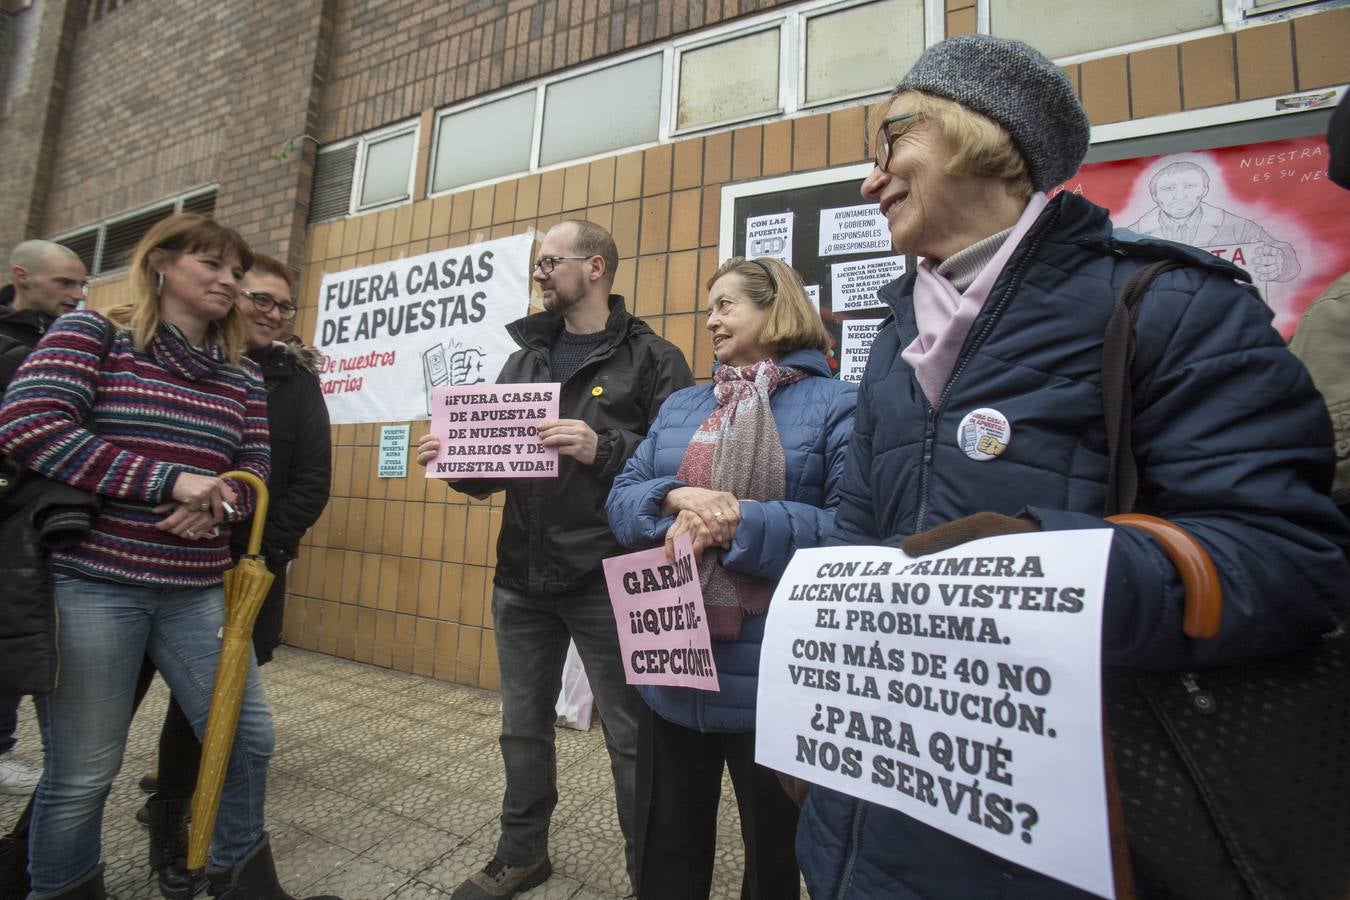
[606,405,683,548]
[830,331,893,548]
[1030,268,1350,669]
[723,383,857,579]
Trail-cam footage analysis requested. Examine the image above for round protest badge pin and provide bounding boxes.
[591,386,604,397]
[957,408,1012,461]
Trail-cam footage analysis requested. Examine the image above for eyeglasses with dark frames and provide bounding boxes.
[532,255,591,275]
[241,289,299,321]
[874,112,921,172]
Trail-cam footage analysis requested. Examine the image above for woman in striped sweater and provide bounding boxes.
[0,215,335,900]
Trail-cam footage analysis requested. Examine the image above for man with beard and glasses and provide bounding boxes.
[417,220,693,900]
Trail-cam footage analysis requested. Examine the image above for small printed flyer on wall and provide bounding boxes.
[377,425,410,478]
[424,383,560,478]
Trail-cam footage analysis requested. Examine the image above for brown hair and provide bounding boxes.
[706,257,830,357]
[109,214,254,364]
[890,91,1034,201]
[559,219,620,289]
[247,251,296,293]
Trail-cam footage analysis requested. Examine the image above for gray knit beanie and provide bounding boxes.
[896,34,1090,192]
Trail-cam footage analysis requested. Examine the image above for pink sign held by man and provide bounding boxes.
[603,533,719,690]
[425,383,560,478]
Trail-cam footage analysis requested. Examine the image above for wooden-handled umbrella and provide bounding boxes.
[187,469,273,869]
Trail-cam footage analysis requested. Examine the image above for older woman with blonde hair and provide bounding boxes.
[797,34,1349,898]
[0,214,337,899]
[607,257,856,899]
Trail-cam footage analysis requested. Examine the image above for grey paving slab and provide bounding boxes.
[0,646,752,900]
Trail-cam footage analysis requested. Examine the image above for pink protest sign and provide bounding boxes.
[602,533,719,690]
[426,383,560,478]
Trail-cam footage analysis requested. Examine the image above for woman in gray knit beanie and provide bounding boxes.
[794,33,1350,900]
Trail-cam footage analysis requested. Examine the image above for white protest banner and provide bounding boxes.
[756,530,1116,898]
[314,234,532,425]
[745,212,794,265]
[831,257,905,311]
[425,383,559,478]
[840,319,883,383]
[819,204,891,257]
[601,533,719,690]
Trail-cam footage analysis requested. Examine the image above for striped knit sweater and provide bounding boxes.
[0,310,270,587]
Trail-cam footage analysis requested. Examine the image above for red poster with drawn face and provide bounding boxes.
[1053,134,1346,337]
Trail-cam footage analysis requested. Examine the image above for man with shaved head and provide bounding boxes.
[1,240,88,384]
[0,239,86,893]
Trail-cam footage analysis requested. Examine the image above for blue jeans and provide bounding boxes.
[492,581,641,886]
[27,573,274,895]
[0,694,18,756]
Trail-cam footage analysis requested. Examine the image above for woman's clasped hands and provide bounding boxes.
[153,471,236,540]
[662,485,744,560]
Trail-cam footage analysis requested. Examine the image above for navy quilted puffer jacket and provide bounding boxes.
[797,191,1350,898]
[606,347,856,732]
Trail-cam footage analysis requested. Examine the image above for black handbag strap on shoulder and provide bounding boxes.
[1101,260,1185,517]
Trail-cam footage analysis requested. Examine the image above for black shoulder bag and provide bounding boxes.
[1101,261,1350,900]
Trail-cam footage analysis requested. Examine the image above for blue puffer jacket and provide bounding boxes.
[607,348,856,732]
[797,192,1350,898]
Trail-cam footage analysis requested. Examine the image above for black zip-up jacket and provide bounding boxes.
[228,337,331,661]
[0,288,54,390]
[0,288,86,694]
[454,295,694,594]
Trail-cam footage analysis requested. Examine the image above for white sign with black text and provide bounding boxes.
[756,530,1116,898]
[840,319,883,383]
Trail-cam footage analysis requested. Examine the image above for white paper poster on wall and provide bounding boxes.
[805,284,820,312]
[819,204,891,257]
[756,530,1117,898]
[312,234,532,425]
[745,212,794,265]
[840,319,883,383]
[831,257,905,311]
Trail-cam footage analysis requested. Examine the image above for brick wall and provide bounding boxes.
[0,0,81,254]
[39,4,242,236]
[318,0,805,143]
[211,0,336,269]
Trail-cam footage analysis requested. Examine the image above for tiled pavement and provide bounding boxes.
[1,647,752,899]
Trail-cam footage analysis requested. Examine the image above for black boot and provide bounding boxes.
[30,863,106,898]
[0,796,32,898]
[145,795,206,899]
[207,833,341,900]
[0,833,29,898]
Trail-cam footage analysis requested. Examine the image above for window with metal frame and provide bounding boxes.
[47,187,218,277]
[431,89,537,193]
[357,125,417,211]
[56,229,98,274]
[309,143,357,224]
[675,25,782,133]
[988,0,1222,61]
[802,0,924,107]
[539,54,663,166]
